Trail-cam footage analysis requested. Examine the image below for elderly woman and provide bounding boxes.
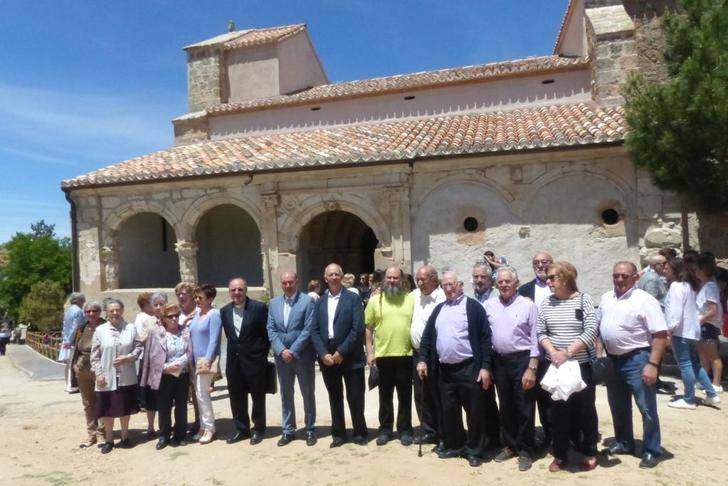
[137,292,168,437]
[141,303,190,449]
[695,254,725,395]
[189,284,222,444]
[664,258,720,409]
[537,261,599,472]
[91,299,142,454]
[71,301,106,448]
[342,273,360,295]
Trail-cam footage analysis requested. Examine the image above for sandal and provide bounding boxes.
[549,459,566,472]
[582,456,598,471]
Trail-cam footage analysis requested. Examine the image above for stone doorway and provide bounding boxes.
[297,211,379,284]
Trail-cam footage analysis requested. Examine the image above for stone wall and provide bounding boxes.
[187,48,223,111]
[173,113,210,145]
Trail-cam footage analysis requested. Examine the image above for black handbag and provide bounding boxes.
[368,365,379,390]
[265,361,277,394]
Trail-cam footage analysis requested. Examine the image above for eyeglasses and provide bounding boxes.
[533,260,553,266]
[546,274,559,281]
[612,273,636,280]
[229,288,245,292]
[164,314,180,319]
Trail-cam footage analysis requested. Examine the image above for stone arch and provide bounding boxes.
[115,212,181,289]
[278,193,391,254]
[415,171,517,210]
[194,203,264,287]
[105,200,181,244]
[180,193,263,242]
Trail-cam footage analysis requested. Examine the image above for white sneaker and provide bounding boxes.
[713,385,724,394]
[668,398,696,410]
[704,394,721,406]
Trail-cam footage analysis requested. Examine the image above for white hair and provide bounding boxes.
[495,266,518,280]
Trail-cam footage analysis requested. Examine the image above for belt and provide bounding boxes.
[607,346,650,360]
[439,357,474,369]
[493,349,530,359]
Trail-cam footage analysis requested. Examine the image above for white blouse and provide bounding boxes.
[91,321,142,392]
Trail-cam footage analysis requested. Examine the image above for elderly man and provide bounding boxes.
[417,271,494,467]
[61,292,85,393]
[410,265,446,448]
[598,261,669,469]
[221,277,269,445]
[311,263,368,447]
[517,251,554,449]
[365,266,415,446]
[472,264,498,304]
[638,254,667,303]
[267,271,317,446]
[485,267,540,471]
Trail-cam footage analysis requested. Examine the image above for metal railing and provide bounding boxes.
[25,331,62,361]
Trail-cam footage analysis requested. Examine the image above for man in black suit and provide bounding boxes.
[221,277,270,445]
[517,251,553,450]
[310,263,368,448]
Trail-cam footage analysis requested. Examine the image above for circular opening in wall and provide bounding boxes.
[601,208,620,225]
[463,217,479,232]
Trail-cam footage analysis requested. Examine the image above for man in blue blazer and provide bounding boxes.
[267,271,317,446]
[311,263,368,447]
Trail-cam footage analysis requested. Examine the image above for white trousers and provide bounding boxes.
[194,371,215,432]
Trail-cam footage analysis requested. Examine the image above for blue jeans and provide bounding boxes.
[607,349,661,455]
[275,353,316,435]
[671,336,716,403]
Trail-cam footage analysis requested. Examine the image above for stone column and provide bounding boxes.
[100,246,119,291]
[175,240,199,284]
[261,193,280,296]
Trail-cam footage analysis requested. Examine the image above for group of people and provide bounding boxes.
[60,249,726,474]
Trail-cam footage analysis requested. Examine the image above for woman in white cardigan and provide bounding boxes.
[91,299,143,454]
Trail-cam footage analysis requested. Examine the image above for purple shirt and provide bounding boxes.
[484,294,540,357]
[435,293,473,364]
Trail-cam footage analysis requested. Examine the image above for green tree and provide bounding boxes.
[19,280,66,331]
[623,0,728,211]
[0,220,72,319]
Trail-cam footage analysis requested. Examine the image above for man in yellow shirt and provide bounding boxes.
[365,266,415,446]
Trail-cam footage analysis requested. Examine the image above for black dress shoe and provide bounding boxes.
[400,433,413,446]
[277,434,295,446]
[607,443,635,456]
[100,442,113,454]
[226,431,250,444]
[351,436,367,446]
[171,437,187,447]
[375,434,391,446]
[155,438,168,450]
[117,438,132,449]
[467,455,483,467]
[437,448,463,459]
[306,432,317,446]
[250,431,264,445]
[431,441,445,454]
[330,437,346,448]
[639,452,659,469]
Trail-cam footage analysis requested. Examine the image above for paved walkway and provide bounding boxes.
[6,344,65,381]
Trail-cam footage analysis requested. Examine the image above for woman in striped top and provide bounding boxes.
[536,261,599,473]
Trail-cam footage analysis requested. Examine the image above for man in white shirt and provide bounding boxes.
[410,265,446,449]
[598,261,669,469]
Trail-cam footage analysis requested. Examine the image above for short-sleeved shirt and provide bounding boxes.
[365,292,415,357]
[598,287,668,356]
[697,280,723,329]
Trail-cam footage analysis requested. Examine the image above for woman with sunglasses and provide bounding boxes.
[188,283,222,444]
[91,299,142,454]
[537,261,599,473]
[141,303,191,449]
[71,301,106,448]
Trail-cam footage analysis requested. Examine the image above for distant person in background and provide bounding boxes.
[483,251,508,280]
[695,254,724,394]
[0,323,11,356]
[71,301,106,448]
[403,273,416,293]
[369,270,384,296]
[61,292,86,393]
[357,273,372,304]
[307,279,323,302]
[637,254,668,304]
[342,273,360,295]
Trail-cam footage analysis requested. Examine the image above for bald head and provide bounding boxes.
[415,265,439,295]
[280,270,299,298]
[441,271,463,300]
[324,263,343,294]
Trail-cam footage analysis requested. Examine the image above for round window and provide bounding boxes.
[601,208,620,225]
[463,217,479,232]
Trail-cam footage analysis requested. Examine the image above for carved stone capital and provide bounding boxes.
[174,240,199,256]
[175,240,199,284]
[262,193,279,210]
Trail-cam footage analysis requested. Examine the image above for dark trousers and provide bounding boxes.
[535,358,552,444]
[157,373,189,440]
[377,356,413,435]
[228,367,267,434]
[413,351,441,438]
[321,363,367,439]
[438,359,499,457]
[493,351,536,457]
[550,362,599,461]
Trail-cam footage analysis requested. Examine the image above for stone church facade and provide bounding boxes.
[62,0,710,307]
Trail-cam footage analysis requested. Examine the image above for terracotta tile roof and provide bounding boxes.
[62,103,626,189]
[184,24,306,50]
[203,55,590,116]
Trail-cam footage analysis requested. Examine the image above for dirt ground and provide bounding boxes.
[0,352,726,486]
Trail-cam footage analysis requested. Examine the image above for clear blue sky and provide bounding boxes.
[0,0,569,243]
